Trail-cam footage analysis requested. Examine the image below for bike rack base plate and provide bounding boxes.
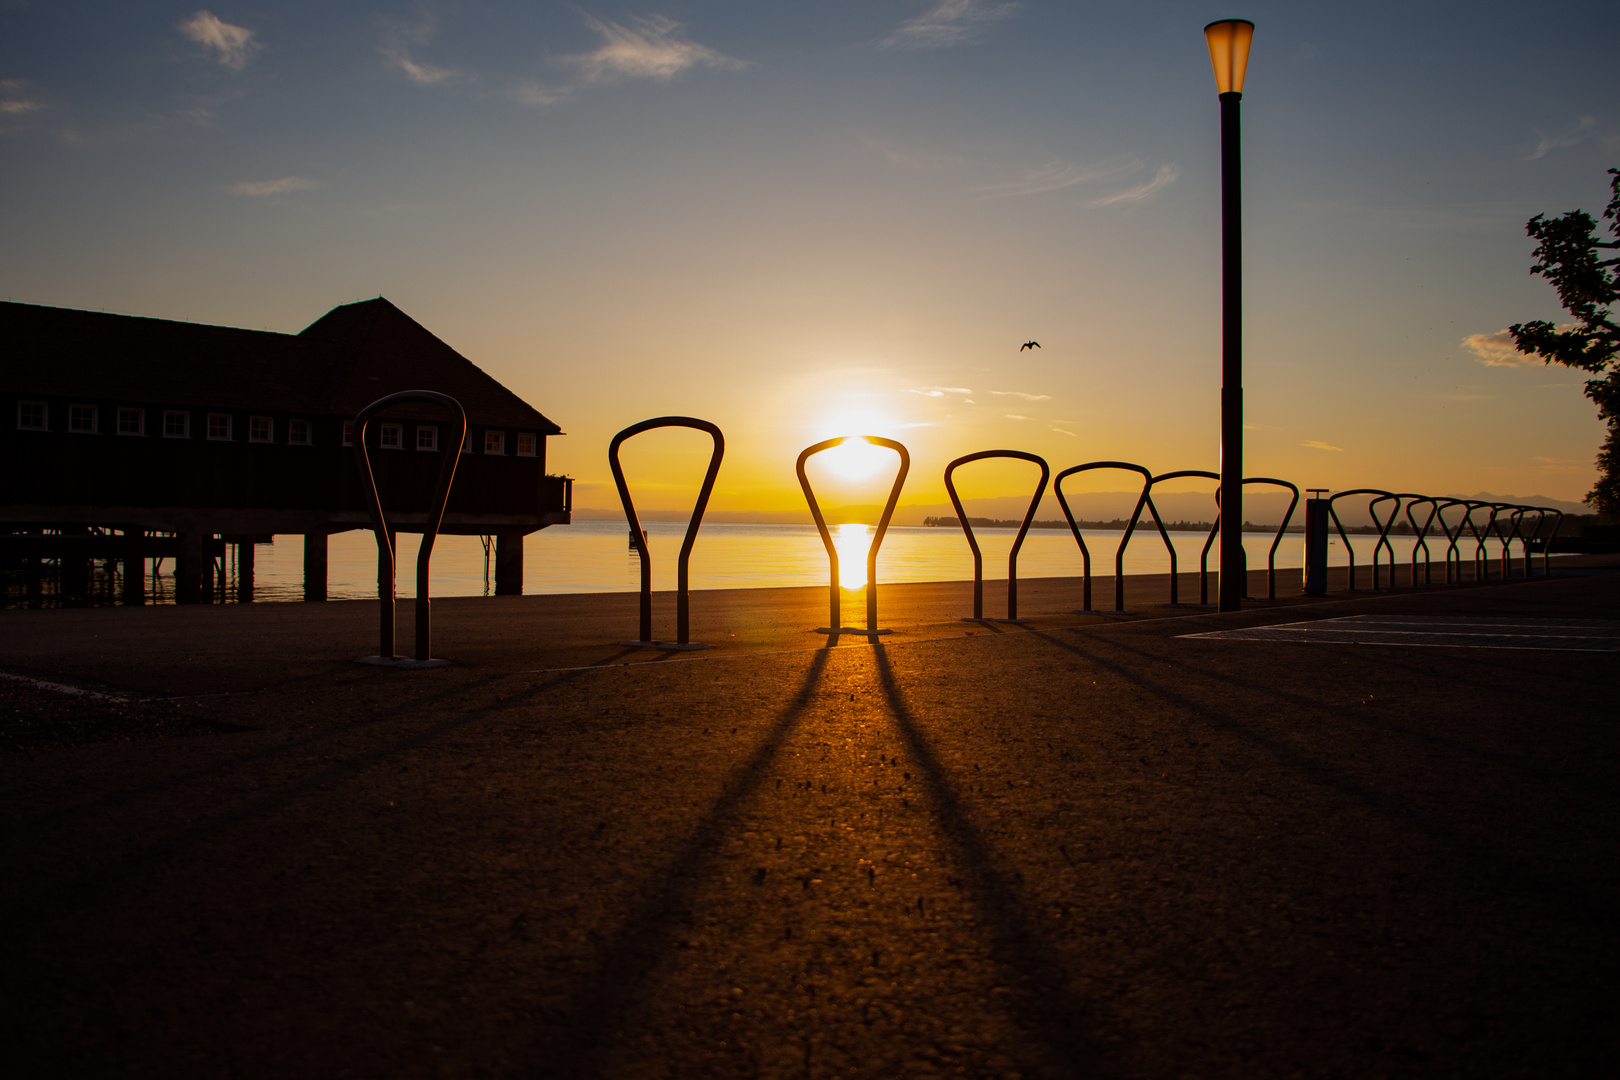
[814,627,894,637]
[356,656,451,669]
[621,641,713,651]
[1072,609,1137,616]
[1160,603,1218,610]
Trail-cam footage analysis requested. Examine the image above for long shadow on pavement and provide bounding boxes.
[1030,627,1618,926]
[0,665,595,929]
[871,645,1112,1080]
[522,647,834,1077]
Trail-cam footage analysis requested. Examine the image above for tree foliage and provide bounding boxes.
[1503,170,1620,518]
[1509,169,1620,515]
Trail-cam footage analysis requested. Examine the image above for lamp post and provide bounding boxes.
[1204,18,1254,613]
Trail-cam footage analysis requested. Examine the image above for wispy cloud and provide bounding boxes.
[379,15,458,86]
[1049,426,1077,437]
[1088,163,1178,208]
[1461,328,1547,367]
[0,79,42,116]
[990,390,1051,401]
[562,15,747,85]
[179,11,258,71]
[507,80,569,108]
[1301,440,1344,451]
[909,385,972,397]
[1535,456,1587,473]
[859,136,967,173]
[881,0,1020,50]
[973,156,1177,206]
[1525,115,1599,160]
[399,13,747,107]
[1004,414,1028,420]
[973,157,1137,199]
[863,136,1175,208]
[227,176,322,196]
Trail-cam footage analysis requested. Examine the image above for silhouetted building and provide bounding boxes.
[1,297,569,603]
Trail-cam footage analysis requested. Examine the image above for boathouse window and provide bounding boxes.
[248,416,273,442]
[484,430,505,455]
[380,423,403,449]
[516,432,537,456]
[416,425,438,451]
[461,430,474,454]
[18,401,47,430]
[69,404,97,434]
[117,407,144,435]
[288,419,311,445]
[163,410,190,438]
[342,420,354,446]
[207,413,232,441]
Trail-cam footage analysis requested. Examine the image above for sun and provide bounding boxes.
[819,436,892,482]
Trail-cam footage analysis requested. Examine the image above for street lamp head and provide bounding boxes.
[1204,18,1254,96]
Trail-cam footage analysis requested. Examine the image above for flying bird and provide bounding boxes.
[1020,340,1040,351]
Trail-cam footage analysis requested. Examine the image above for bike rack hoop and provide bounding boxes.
[352,389,468,665]
[1325,488,1399,591]
[943,449,1050,622]
[1151,469,1220,607]
[796,436,910,638]
[1053,461,1155,614]
[1237,477,1300,600]
[608,416,725,648]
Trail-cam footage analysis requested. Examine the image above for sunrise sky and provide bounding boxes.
[3,1,1617,517]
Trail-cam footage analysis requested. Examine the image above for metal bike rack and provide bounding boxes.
[1052,461,1156,614]
[796,436,910,638]
[1325,489,1399,591]
[608,417,725,650]
[1461,501,1498,582]
[1433,498,1472,584]
[1512,507,1538,578]
[1311,491,1565,592]
[1398,494,1441,586]
[1527,506,1564,576]
[1235,477,1299,600]
[352,390,467,667]
[1369,493,1403,588]
[1150,470,1220,607]
[943,450,1050,622]
[1493,504,1525,581]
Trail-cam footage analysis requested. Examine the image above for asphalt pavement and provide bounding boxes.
[2,561,1616,1078]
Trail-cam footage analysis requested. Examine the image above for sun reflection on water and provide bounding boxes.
[833,522,871,590]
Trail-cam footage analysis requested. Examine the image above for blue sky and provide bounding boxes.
[3,1,1617,513]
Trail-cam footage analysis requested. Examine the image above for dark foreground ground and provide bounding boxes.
[2,562,1618,1078]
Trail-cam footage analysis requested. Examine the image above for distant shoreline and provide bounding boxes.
[919,515,1308,533]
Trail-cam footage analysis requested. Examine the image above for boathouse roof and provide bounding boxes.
[0,297,559,433]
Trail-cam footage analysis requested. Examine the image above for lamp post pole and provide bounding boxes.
[1206,18,1254,613]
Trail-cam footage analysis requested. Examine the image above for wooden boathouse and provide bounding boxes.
[1,297,569,604]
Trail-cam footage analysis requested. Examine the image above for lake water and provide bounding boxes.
[228,520,1514,603]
